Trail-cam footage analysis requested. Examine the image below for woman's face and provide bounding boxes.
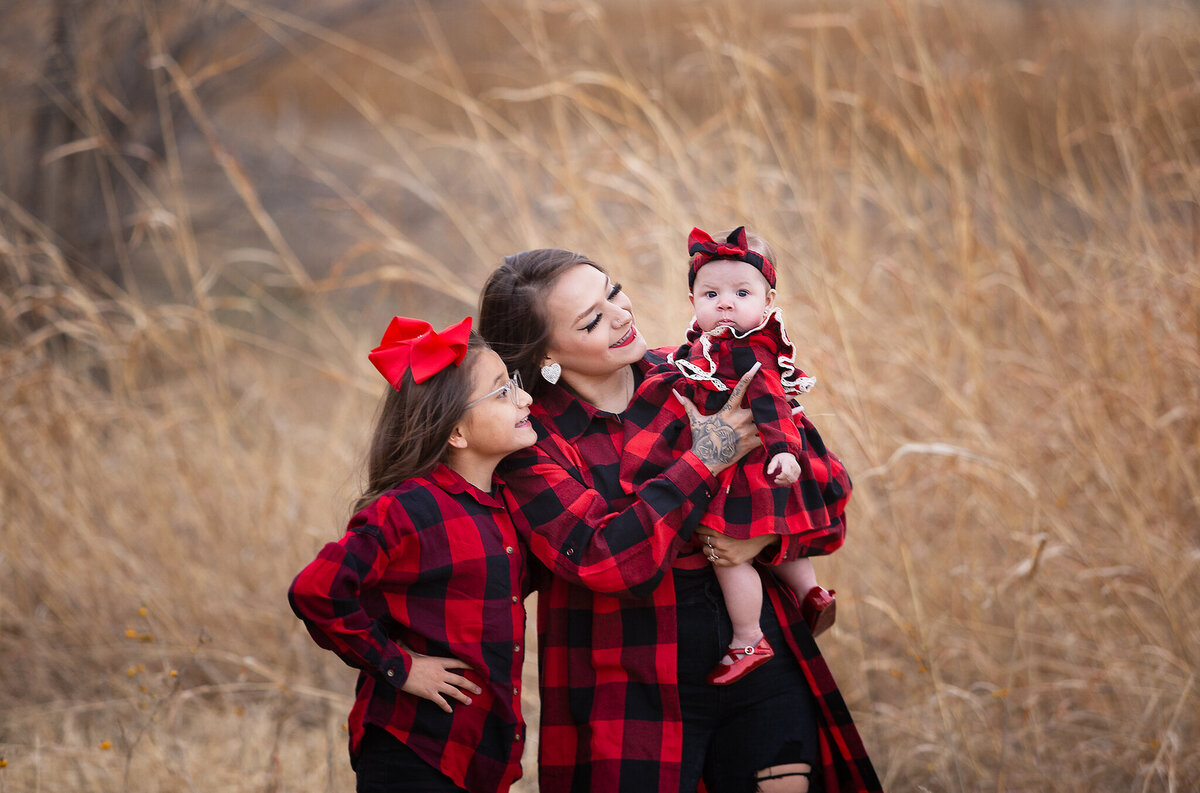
[543,264,646,381]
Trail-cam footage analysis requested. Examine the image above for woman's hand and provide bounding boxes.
[696,530,776,567]
[399,651,482,713]
[674,362,761,476]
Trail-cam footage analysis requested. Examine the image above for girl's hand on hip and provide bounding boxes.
[674,362,761,476]
[400,652,482,713]
[696,530,777,567]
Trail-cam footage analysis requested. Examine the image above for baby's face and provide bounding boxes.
[690,259,775,334]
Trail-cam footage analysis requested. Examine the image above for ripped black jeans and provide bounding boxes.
[675,567,820,793]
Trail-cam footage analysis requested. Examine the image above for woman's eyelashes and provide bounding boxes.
[581,283,623,333]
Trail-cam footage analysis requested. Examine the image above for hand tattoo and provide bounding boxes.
[691,413,739,465]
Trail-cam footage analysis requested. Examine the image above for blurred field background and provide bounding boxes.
[1,0,1197,790]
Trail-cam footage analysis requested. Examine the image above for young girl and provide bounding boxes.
[288,315,537,793]
[621,226,852,685]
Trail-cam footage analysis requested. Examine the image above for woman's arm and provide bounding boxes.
[699,510,847,567]
[503,440,709,598]
[505,367,760,598]
[695,530,778,566]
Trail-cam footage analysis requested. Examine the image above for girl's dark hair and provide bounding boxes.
[354,331,488,513]
[477,249,603,397]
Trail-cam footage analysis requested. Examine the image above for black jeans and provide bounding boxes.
[675,568,819,793]
[356,725,466,793]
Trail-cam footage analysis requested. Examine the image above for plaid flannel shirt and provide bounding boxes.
[289,464,529,793]
[621,314,852,544]
[499,349,881,793]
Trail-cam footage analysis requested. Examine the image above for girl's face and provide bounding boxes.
[458,348,537,460]
[689,259,776,334]
[542,264,646,381]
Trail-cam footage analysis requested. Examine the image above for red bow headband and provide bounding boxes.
[687,226,776,290]
[368,316,472,390]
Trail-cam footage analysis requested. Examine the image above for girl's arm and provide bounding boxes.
[287,499,478,710]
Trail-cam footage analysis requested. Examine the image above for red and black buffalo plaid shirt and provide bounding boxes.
[289,463,529,793]
[499,349,882,793]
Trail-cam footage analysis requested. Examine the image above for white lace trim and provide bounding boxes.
[667,308,816,396]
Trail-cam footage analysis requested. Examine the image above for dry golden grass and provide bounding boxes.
[1,1,1197,791]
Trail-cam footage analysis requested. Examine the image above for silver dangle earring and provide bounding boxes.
[540,361,562,385]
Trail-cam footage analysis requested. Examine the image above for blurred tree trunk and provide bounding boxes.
[15,0,385,290]
[29,3,82,252]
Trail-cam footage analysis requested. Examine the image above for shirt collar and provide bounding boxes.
[529,352,665,443]
[427,462,507,508]
[684,306,785,343]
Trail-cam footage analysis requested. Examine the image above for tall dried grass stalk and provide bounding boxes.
[1,1,1197,790]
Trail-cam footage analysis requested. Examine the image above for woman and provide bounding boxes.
[478,251,881,793]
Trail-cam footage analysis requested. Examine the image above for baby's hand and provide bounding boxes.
[768,452,801,485]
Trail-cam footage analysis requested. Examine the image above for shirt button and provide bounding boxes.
[505,546,514,555]
[386,668,394,677]
[514,643,520,653]
[513,686,519,695]
[511,596,519,603]
[565,548,574,556]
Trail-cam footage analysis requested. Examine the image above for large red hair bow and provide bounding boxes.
[368,316,472,390]
[687,225,776,289]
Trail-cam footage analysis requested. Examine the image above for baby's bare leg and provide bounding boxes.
[713,561,765,652]
[773,556,818,598]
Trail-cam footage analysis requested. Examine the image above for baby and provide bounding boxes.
[622,225,851,685]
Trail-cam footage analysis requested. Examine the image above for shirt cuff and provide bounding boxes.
[765,441,797,460]
[662,451,719,538]
[380,645,412,688]
[670,450,718,501]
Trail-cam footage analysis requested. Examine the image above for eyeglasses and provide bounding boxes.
[466,371,524,409]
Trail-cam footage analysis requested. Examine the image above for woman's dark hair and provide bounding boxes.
[477,249,603,397]
[354,331,488,513]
